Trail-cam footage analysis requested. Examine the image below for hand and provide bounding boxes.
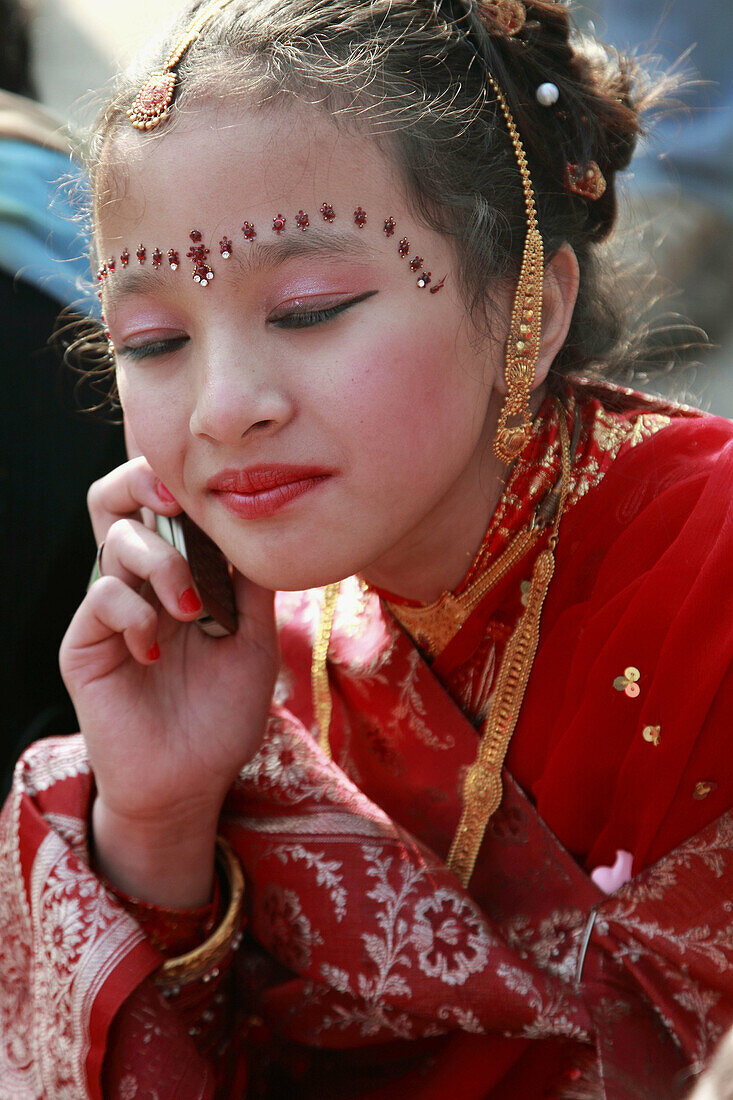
[60,458,278,902]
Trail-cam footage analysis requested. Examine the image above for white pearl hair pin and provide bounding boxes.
[535,82,560,107]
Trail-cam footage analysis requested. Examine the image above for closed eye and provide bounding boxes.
[269,290,377,329]
[117,336,190,361]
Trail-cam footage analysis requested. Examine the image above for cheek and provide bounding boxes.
[338,323,487,466]
[117,371,188,480]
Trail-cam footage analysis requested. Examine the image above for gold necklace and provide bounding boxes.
[312,404,572,884]
[383,525,540,661]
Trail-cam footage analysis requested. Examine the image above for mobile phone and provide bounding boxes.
[155,513,238,637]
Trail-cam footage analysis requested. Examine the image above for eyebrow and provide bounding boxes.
[102,227,375,306]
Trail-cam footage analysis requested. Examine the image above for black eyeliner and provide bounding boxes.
[269,289,378,329]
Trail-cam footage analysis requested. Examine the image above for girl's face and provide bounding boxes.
[99,102,511,599]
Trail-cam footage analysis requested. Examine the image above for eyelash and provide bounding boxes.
[118,296,368,360]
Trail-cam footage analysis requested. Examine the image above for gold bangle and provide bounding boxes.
[153,836,245,993]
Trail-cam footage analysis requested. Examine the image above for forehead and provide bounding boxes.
[96,100,405,244]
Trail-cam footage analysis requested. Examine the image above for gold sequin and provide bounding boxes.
[693,781,716,800]
[642,725,661,746]
[614,667,641,698]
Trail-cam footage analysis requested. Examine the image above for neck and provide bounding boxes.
[359,385,547,604]
[360,394,503,604]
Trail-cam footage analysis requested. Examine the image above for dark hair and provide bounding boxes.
[84,0,667,395]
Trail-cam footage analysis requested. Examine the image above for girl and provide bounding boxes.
[1,0,731,1096]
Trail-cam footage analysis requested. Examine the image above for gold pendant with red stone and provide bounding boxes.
[127,71,177,131]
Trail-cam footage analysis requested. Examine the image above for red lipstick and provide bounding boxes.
[207,465,332,519]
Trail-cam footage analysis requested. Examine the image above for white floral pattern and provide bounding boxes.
[412,888,491,986]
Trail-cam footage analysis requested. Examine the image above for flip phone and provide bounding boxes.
[155,513,238,637]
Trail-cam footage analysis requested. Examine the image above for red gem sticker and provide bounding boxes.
[295,211,310,231]
[220,237,232,258]
[398,237,410,257]
[107,257,116,273]
[320,202,335,222]
[168,249,179,269]
[417,271,431,288]
[187,233,214,286]
[383,217,396,237]
[136,245,146,264]
[354,206,367,228]
[120,248,130,267]
[241,221,257,240]
[409,256,423,272]
[152,248,162,269]
[272,214,286,234]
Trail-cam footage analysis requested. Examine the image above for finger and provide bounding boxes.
[87,455,182,544]
[97,518,205,623]
[61,575,161,681]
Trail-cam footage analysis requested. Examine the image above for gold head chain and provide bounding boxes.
[485,69,545,464]
[128,0,238,131]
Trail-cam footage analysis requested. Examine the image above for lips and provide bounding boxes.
[207,465,332,519]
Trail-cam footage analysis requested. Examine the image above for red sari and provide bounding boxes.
[0,380,731,1099]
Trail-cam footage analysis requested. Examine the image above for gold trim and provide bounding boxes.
[153,836,244,990]
[447,408,571,885]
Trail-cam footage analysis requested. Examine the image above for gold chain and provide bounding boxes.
[480,75,546,464]
[164,0,237,70]
[447,406,571,885]
[312,582,340,757]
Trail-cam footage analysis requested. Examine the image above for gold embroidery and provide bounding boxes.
[592,409,671,461]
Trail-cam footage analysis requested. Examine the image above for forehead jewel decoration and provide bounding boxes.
[128,0,237,131]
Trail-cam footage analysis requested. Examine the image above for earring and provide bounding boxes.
[494,232,543,464]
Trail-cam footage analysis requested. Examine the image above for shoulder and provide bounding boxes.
[560,381,733,592]
[518,384,732,872]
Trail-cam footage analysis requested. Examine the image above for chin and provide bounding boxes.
[224,545,363,594]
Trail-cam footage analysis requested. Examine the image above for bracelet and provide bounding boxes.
[153,836,245,994]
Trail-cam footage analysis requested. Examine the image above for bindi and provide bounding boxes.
[97,205,445,299]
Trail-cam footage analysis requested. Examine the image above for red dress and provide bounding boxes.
[1,380,731,1099]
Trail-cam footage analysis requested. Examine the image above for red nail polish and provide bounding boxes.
[146,642,160,662]
[179,587,203,615]
[156,481,176,503]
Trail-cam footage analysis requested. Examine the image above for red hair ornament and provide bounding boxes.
[475,0,526,37]
[564,161,607,201]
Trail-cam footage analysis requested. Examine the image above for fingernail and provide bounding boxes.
[179,587,203,615]
[146,643,160,662]
[155,480,176,503]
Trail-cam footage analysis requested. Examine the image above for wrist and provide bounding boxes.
[92,797,220,908]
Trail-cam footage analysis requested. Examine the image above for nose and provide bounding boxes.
[189,340,294,444]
